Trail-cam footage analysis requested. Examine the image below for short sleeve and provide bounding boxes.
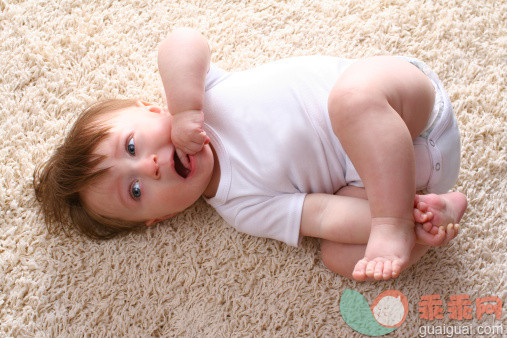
[205,63,229,91]
[232,193,307,247]
[344,154,364,188]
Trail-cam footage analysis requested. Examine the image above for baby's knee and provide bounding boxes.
[329,86,375,119]
[327,84,389,136]
[320,241,355,280]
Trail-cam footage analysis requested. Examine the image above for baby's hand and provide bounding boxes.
[171,110,209,169]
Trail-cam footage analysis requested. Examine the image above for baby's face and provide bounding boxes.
[81,101,215,225]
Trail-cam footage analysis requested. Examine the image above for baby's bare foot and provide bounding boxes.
[352,218,415,281]
[413,192,467,246]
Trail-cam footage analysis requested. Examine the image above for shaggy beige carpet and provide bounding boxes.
[1,0,505,336]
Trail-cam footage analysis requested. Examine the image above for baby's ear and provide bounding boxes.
[145,213,178,226]
[136,100,151,107]
[136,100,154,107]
[136,100,163,114]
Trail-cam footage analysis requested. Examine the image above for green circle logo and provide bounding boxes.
[340,289,409,336]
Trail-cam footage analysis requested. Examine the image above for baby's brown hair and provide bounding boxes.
[33,99,146,240]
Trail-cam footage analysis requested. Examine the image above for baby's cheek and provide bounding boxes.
[155,115,173,141]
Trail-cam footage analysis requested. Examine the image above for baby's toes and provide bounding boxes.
[352,259,368,281]
[365,260,378,279]
[425,211,433,222]
[443,223,459,244]
[435,226,448,245]
[421,221,439,235]
[391,260,402,278]
[422,221,432,233]
[428,223,440,235]
[417,201,429,212]
[414,208,429,223]
[415,223,446,246]
[382,261,393,280]
[373,261,384,280]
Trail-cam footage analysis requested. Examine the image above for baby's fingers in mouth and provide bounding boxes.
[175,148,191,170]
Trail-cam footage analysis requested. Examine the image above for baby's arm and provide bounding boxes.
[158,29,210,165]
[300,193,372,244]
[300,192,461,248]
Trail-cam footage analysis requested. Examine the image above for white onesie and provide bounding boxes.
[202,56,460,247]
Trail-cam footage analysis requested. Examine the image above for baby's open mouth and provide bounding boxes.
[173,151,191,178]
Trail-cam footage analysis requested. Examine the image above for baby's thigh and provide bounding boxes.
[342,138,437,192]
[328,56,435,139]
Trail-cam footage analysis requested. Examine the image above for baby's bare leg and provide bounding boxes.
[329,186,466,280]
[337,186,467,247]
[328,56,435,280]
[328,186,427,280]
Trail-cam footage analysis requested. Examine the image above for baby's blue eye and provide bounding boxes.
[127,136,135,156]
[130,181,141,199]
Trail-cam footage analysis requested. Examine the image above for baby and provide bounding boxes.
[34,29,467,281]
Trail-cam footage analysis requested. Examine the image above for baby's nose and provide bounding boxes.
[141,155,160,179]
